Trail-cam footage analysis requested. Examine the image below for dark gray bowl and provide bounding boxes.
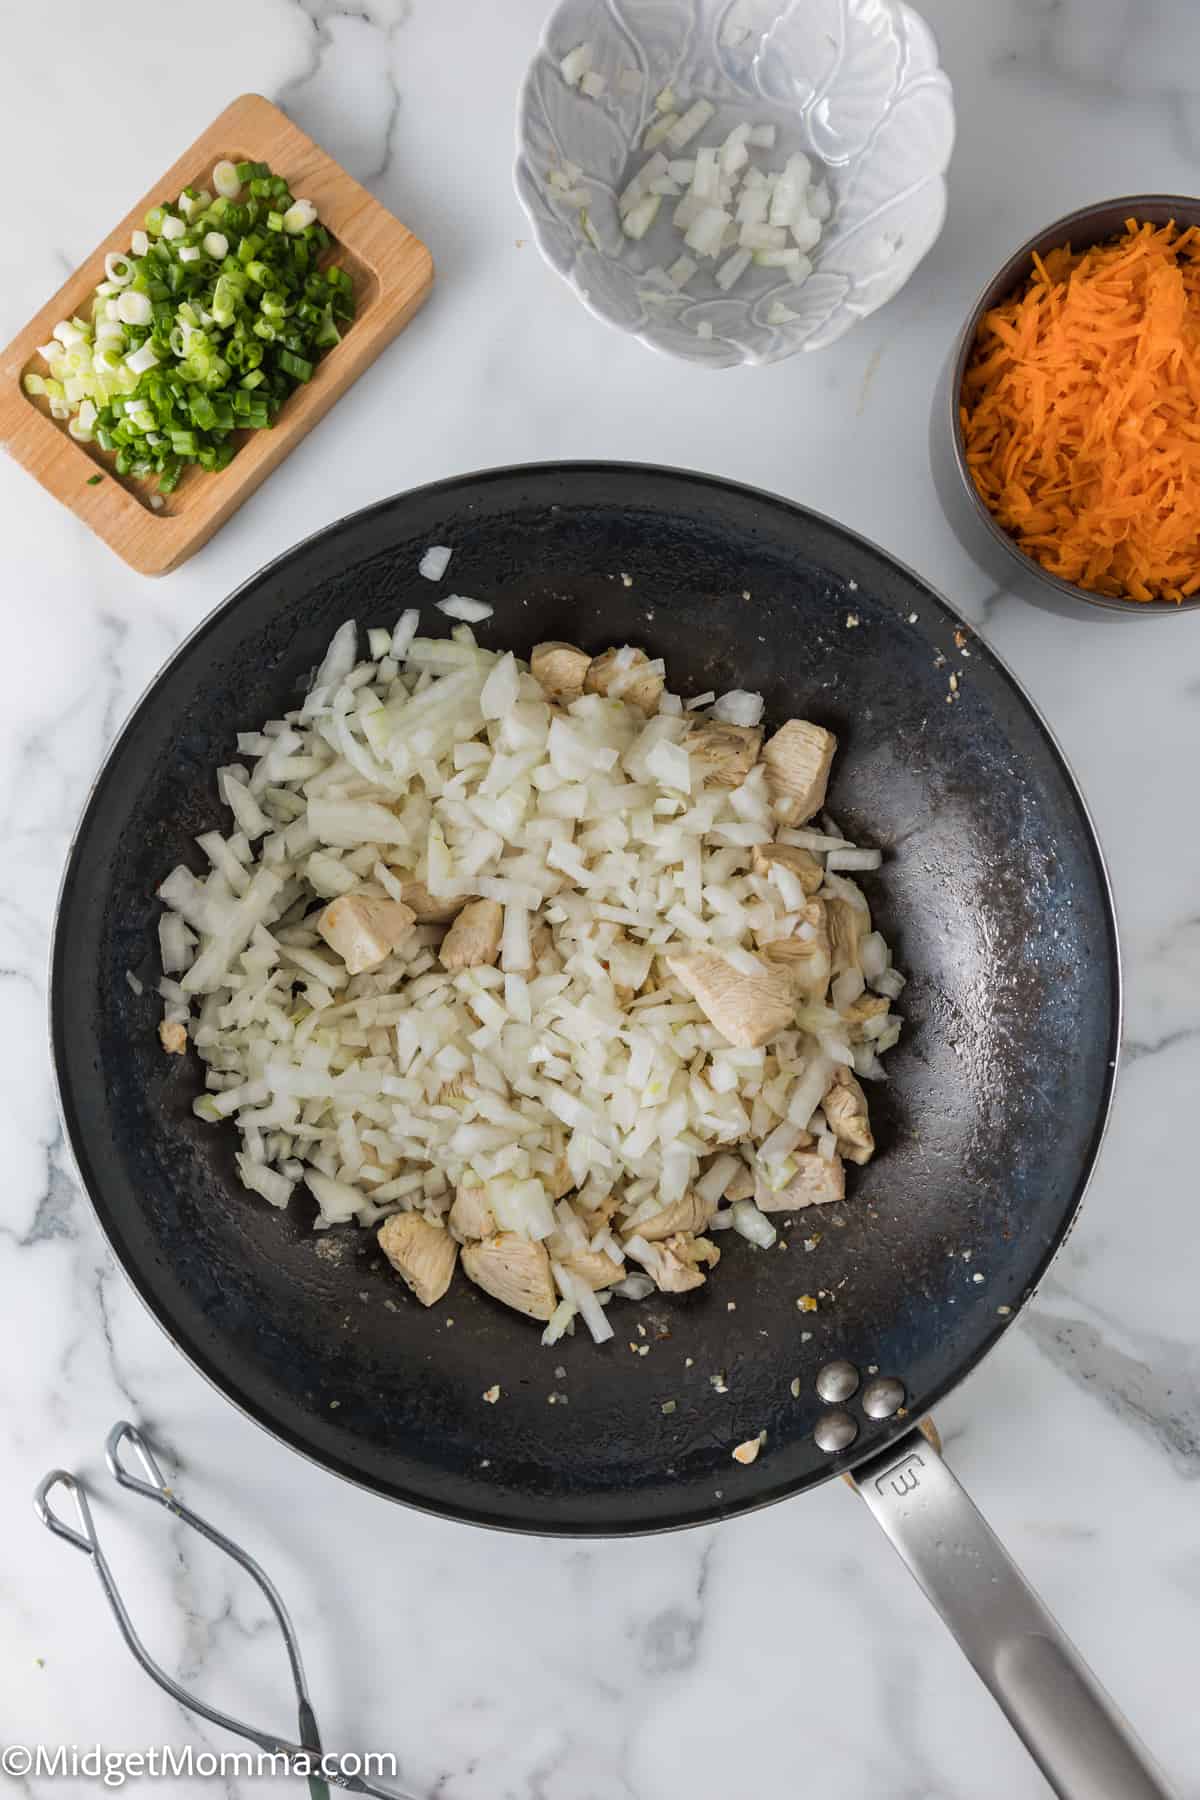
[931,194,1200,621]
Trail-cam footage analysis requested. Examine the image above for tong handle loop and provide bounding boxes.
[35,1470,100,1557]
[106,1420,171,1502]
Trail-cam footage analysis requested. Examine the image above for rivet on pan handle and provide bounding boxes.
[849,1424,1176,1800]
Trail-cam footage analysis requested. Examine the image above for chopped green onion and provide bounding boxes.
[87,472,103,485]
[277,348,312,382]
[282,199,318,233]
[35,157,353,492]
[117,291,152,326]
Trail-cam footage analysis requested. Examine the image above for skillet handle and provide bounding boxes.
[850,1427,1176,1800]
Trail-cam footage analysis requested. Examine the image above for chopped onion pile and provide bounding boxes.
[620,118,831,294]
[551,51,833,301]
[24,161,354,492]
[157,616,904,1345]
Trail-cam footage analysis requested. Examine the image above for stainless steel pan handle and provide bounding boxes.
[851,1428,1175,1800]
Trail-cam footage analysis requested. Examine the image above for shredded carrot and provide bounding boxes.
[960,219,1200,602]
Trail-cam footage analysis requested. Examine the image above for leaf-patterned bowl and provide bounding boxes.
[515,0,955,368]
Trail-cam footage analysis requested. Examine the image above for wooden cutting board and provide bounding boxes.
[0,93,433,576]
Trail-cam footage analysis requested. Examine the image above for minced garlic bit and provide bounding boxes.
[661,1399,677,1414]
[796,1293,818,1313]
[789,1376,801,1398]
[482,1384,501,1404]
[710,1371,728,1394]
[732,1432,765,1465]
[845,612,860,628]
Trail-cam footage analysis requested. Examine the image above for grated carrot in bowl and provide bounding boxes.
[960,219,1200,603]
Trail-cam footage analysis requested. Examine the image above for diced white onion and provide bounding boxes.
[560,42,593,86]
[437,595,493,623]
[552,1263,614,1343]
[419,545,452,581]
[872,966,906,1000]
[826,847,882,872]
[712,689,764,727]
[731,1200,777,1248]
[156,617,904,1354]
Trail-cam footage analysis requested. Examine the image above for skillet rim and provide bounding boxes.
[48,459,1122,1533]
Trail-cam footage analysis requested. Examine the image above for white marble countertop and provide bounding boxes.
[2,3,1198,1795]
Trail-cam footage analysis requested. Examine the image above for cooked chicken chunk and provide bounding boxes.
[378,1212,458,1307]
[666,951,794,1048]
[543,1156,576,1202]
[531,640,591,705]
[625,1190,716,1242]
[560,1249,623,1291]
[762,720,837,825]
[585,647,664,716]
[461,1233,557,1320]
[448,1182,496,1242]
[439,898,503,971]
[751,842,824,895]
[318,892,416,976]
[842,992,890,1038]
[159,1019,187,1055]
[636,1233,715,1293]
[683,720,763,787]
[827,896,868,976]
[396,879,467,925]
[667,1232,720,1269]
[762,897,831,997]
[754,1150,845,1211]
[653,1250,706,1294]
[722,1163,756,1202]
[577,1185,623,1227]
[529,920,556,965]
[822,1067,875,1165]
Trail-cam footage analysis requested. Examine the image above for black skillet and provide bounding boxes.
[51,464,1171,1799]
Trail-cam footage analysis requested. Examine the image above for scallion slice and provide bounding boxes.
[33,158,355,492]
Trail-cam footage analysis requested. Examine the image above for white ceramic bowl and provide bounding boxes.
[515,0,955,368]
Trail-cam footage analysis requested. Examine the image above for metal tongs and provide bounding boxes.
[36,1422,413,1800]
